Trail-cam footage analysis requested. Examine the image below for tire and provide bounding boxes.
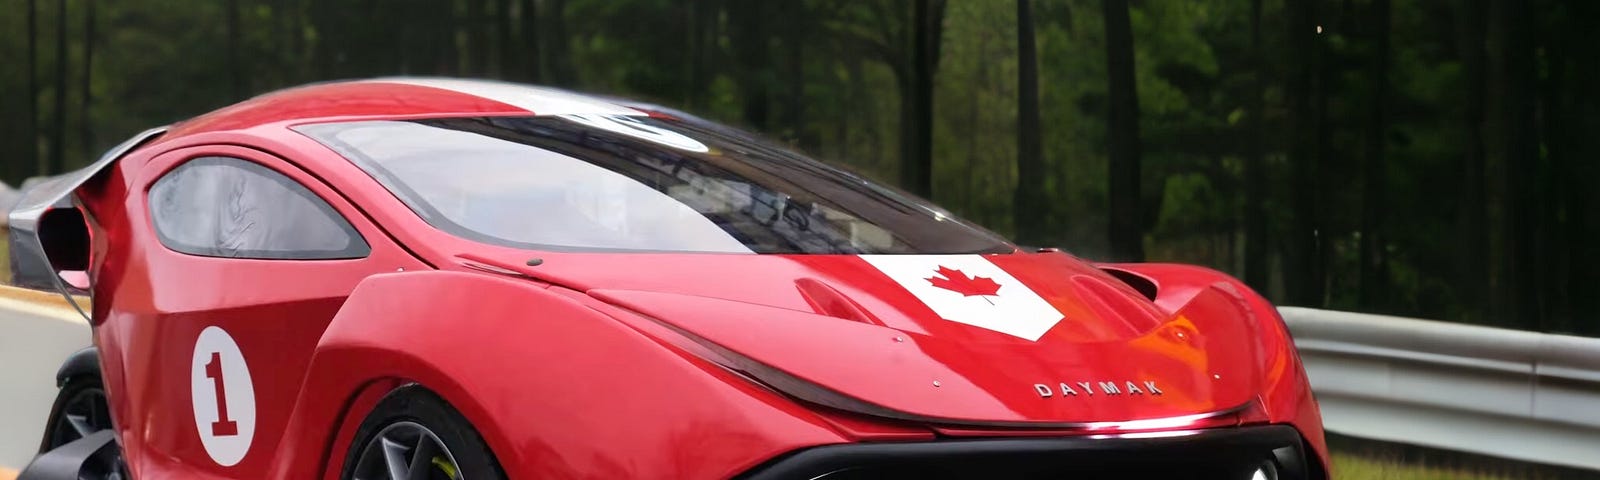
[40,376,113,452]
[38,376,128,480]
[341,385,506,480]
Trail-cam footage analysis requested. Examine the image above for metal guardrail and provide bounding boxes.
[1280,306,1600,471]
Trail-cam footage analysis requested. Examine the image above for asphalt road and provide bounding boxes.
[0,288,90,472]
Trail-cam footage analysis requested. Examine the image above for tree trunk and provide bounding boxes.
[1102,0,1143,262]
[727,0,770,130]
[837,57,860,162]
[1358,0,1390,308]
[541,0,576,86]
[899,0,945,198]
[1484,0,1539,328]
[495,0,515,78]
[780,1,808,147]
[1536,24,1570,333]
[50,0,69,174]
[1242,0,1268,288]
[684,0,702,107]
[1013,0,1044,245]
[271,0,288,82]
[414,0,457,75]
[684,0,718,109]
[965,33,986,216]
[1310,6,1335,307]
[1284,0,1322,306]
[1452,0,1488,323]
[391,0,411,73]
[227,0,243,99]
[520,0,541,82]
[1553,1,1600,334]
[80,0,95,159]
[291,0,307,79]
[23,0,39,180]
[466,0,489,76]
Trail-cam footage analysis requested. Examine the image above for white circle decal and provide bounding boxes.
[190,326,256,466]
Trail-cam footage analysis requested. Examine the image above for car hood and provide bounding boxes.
[514,251,1265,427]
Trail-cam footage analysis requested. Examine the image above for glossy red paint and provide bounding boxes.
[85,143,429,479]
[1102,262,1329,469]
[61,79,1326,479]
[285,272,847,479]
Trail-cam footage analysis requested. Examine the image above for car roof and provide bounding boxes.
[160,78,665,140]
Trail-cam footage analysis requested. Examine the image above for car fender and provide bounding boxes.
[265,270,846,480]
[53,347,99,387]
[1099,263,1328,471]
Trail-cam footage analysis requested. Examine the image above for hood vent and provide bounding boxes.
[1071,274,1164,336]
[794,277,886,327]
[1098,266,1159,301]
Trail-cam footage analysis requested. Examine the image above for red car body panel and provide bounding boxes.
[280,271,850,479]
[47,79,1327,479]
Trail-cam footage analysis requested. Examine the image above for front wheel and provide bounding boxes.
[342,385,505,480]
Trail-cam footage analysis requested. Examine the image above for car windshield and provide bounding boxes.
[296,115,1013,254]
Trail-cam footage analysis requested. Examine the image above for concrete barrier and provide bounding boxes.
[0,287,88,470]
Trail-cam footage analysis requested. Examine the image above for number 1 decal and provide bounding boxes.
[204,352,238,436]
[191,326,255,466]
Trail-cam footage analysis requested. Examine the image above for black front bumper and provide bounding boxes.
[738,425,1316,480]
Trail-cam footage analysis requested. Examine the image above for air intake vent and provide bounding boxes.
[794,278,885,326]
[1098,267,1159,301]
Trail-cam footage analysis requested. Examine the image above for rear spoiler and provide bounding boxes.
[8,127,166,322]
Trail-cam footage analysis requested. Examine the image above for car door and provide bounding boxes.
[105,145,427,478]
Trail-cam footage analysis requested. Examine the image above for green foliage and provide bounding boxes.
[1,0,1595,334]
[1333,452,1518,480]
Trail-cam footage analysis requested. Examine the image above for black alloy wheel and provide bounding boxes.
[43,378,113,450]
[343,385,505,480]
[350,421,464,480]
[40,377,127,480]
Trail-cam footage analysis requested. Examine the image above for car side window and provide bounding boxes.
[148,156,370,259]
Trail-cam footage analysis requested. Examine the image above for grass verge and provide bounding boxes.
[1328,432,1598,480]
[1334,451,1519,480]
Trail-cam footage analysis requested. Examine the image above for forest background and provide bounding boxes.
[1,0,1596,335]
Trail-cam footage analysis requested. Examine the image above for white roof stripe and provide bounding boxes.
[375,78,647,116]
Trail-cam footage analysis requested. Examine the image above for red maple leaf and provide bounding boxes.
[927,266,1002,304]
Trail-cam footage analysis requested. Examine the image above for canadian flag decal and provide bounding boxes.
[927,266,1002,304]
[862,255,1065,341]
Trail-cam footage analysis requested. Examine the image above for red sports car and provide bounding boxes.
[13,78,1326,479]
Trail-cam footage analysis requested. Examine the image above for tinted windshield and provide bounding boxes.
[297,115,1012,254]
